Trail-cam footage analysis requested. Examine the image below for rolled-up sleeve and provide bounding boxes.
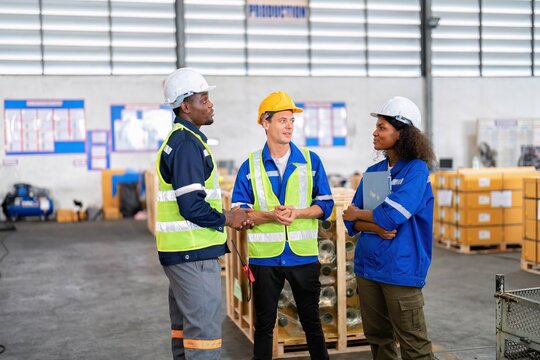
[310,152,334,220]
[372,162,428,231]
[344,179,364,237]
[231,160,255,209]
[167,138,225,231]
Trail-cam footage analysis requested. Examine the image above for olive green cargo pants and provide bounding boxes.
[356,276,434,360]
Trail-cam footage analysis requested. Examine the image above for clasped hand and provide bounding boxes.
[273,205,297,226]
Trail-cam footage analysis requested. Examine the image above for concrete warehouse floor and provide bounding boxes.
[0,220,538,360]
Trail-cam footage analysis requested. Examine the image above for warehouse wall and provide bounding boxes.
[432,77,540,168]
[0,76,163,214]
[1,75,538,213]
[0,75,422,211]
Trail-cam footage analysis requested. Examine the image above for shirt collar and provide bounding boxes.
[262,142,307,165]
[174,117,208,143]
[386,158,406,175]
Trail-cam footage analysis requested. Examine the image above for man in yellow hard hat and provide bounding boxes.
[232,91,334,360]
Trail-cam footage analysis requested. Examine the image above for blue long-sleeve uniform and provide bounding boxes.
[232,142,334,266]
[158,117,227,266]
[344,158,434,288]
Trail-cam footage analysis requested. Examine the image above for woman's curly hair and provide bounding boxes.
[383,115,436,166]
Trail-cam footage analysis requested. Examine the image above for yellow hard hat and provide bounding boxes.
[257,91,303,124]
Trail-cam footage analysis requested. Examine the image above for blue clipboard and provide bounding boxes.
[362,170,391,210]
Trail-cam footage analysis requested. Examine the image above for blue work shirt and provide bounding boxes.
[344,158,434,288]
[158,117,227,266]
[232,142,334,266]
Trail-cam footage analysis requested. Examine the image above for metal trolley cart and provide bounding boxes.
[495,274,540,359]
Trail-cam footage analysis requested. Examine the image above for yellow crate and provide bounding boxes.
[56,209,76,223]
[524,199,538,220]
[433,221,441,241]
[455,208,503,226]
[455,190,522,209]
[524,219,540,240]
[455,225,503,246]
[503,225,522,244]
[437,171,457,190]
[456,173,503,192]
[455,192,492,209]
[524,177,540,198]
[503,171,538,189]
[522,240,540,263]
[503,208,522,225]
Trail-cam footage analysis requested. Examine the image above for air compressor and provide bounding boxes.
[1,183,54,221]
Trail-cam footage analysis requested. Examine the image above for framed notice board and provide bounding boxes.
[87,130,110,171]
[111,104,172,152]
[4,99,86,155]
[293,102,347,147]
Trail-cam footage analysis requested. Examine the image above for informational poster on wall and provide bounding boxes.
[293,102,347,147]
[4,99,86,155]
[87,130,110,171]
[477,118,537,167]
[247,0,308,23]
[111,104,172,152]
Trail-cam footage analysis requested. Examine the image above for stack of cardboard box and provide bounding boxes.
[433,171,457,244]
[522,177,540,274]
[433,167,536,253]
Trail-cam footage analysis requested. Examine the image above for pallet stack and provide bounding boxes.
[522,177,540,275]
[432,171,457,246]
[433,167,536,254]
[224,188,369,358]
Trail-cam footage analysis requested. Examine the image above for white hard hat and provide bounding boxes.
[163,67,216,109]
[370,96,421,128]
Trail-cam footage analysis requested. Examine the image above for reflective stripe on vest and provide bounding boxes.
[155,123,226,252]
[246,147,318,258]
[158,188,222,202]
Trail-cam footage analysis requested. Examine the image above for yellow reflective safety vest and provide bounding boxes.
[247,147,318,258]
[155,123,226,252]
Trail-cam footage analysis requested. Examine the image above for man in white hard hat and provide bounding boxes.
[156,67,252,360]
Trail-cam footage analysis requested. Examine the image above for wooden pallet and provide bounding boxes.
[521,259,540,275]
[274,332,370,358]
[436,239,521,254]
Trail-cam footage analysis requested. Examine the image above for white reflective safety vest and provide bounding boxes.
[247,147,318,258]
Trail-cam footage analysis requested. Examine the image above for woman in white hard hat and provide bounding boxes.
[342,96,436,360]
